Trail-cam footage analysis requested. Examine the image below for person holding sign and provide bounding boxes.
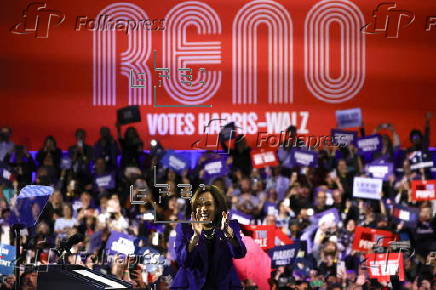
[171,185,247,290]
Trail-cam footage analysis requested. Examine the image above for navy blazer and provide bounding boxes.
[170,219,247,290]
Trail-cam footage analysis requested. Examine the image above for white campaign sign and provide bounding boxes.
[353,177,383,200]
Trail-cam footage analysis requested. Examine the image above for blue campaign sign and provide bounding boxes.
[0,244,16,275]
[8,185,54,227]
[409,151,434,170]
[391,203,419,227]
[160,150,191,173]
[268,243,302,268]
[202,156,228,184]
[106,231,137,256]
[289,149,318,168]
[331,129,358,146]
[357,134,382,155]
[94,173,116,190]
[335,108,362,129]
[365,161,394,181]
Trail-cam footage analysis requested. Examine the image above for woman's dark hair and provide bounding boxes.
[124,127,139,140]
[43,135,57,148]
[409,129,423,143]
[191,185,228,227]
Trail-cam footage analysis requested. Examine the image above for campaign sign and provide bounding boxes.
[391,203,419,227]
[242,225,276,250]
[106,231,137,256]
[365,162,393,181]
[250,150,279,169]
[331,129,358,146]
[160,151,190,173]
[352,226,398,253]
[268,243,301,268]
[274,228,293,247]
[95,173,116,190]
[290,149,318,168]
[357,134,382,154]
[411,180,436,201]
[409,151,434,170]
[230,209,253,226]
[0,244,16,275]
[353,177,383,200]
[336,108,362,129]
[203,156,228,183]
[365,253,404,282]
[8,185,54,227]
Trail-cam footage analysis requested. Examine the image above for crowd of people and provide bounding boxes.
[0,113,435,290]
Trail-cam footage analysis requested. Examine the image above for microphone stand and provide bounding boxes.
[11,224,24,290]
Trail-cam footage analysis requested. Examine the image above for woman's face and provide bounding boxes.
[337,160,347,174]
[63,205,72,218]
[419,207,431,221]
[46,138,55,148]
[346,219,355,231]
[196,192,216,224]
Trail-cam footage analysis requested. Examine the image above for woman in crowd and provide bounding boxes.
[171,185,247,289]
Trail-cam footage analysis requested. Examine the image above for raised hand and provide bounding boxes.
[191,211,203,236]
[189,211,202,252]
[221,211,234,238]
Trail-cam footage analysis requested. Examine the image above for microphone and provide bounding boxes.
[59,233,84,254]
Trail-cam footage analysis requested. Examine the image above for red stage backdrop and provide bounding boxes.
[1,0,435,150]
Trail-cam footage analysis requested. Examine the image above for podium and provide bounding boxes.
[36,265,132,290]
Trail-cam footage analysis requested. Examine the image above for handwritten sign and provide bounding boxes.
[353,177,383,200]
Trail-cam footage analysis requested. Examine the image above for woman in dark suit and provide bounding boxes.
[171,185,247,290]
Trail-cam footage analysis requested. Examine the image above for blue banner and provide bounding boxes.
[336,108,362,129]
[229,209,253,225]
[106,231,137,256]
[8,185,54,227]
[0,244,16,275]
[160,150,191,173]
[331,129,358,146]
[268,243,302,268]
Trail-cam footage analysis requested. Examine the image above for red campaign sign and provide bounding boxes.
[250,150,279,168]
[274,228,293,246]
[365,253,404,282]
[1,0,436,150]
[352,226,398,253]
[242,225,292,250]
[411,180,436,201]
